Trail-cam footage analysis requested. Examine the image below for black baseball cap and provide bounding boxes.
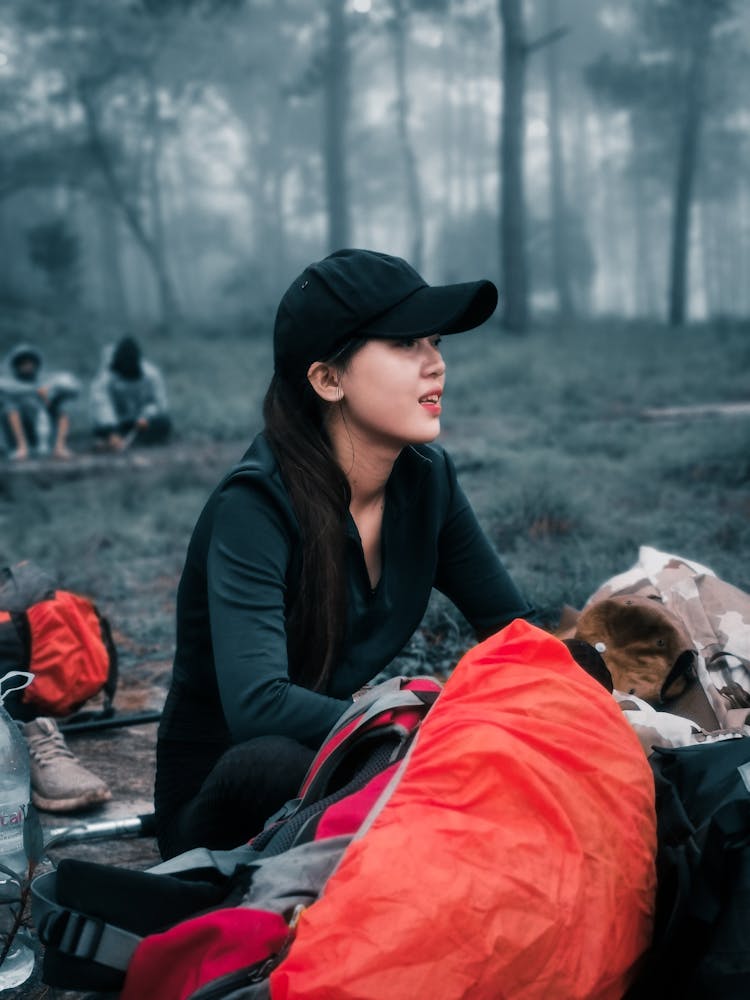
[273,248,498,376]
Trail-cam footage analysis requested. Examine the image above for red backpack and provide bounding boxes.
[32,675,441,997]
[0,561,117,720]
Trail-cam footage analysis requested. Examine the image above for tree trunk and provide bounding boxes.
[78,82,180,331]
[740,185,750,315]
[163,131,199,317]
[95,194,130,323]
[250,99,288,295]
[698,197,715,317]
[268,0,289,287]
[637,186,658,317]
[439,10,456,279]
[144,72,180,332]
[630,140,658,317]
[668,1,711,326]
[390,0,424,271]
[544,0,572,320]
[251,5,289,293]
[568,91,592,314]
[498,0,529,332]
[324,0,350,251]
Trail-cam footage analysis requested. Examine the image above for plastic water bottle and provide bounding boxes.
[0,674,35,991]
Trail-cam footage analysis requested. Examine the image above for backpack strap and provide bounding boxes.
[147,842,259,879]
[299,684,438,803]
[33,870,141,972]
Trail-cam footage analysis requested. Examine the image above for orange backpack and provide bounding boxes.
[0,562,117,720]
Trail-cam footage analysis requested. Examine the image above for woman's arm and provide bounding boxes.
[207,481,351,748]
[433,451,536,637]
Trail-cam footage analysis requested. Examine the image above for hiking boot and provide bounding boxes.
[22,717,112,813]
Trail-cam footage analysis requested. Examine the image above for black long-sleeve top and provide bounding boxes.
[158,433,533,759]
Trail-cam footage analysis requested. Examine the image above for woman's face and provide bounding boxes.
[334,335,446,449]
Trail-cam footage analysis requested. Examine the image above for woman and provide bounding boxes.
[155,249,534,859]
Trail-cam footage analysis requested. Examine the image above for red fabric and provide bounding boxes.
[300,681,436,798]
[314,764,398,840]
[272,620,657,1000]
[23,591,110,715]
[403,678,442,695]
[300,714,364,796]
[121,908,289,1000]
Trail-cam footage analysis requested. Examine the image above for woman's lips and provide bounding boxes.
[419,392,442,415]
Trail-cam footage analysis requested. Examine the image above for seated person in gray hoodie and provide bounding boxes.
[0,344,80,460]
[90,336,171,451]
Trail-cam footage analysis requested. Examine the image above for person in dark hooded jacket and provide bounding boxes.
[0,344,80,460]
[89,336,171,451]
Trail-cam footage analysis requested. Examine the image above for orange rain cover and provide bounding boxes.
[272,620,656,1000]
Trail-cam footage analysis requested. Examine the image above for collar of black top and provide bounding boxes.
[273,248,498,377]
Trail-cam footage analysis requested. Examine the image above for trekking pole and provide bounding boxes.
[45,812,156,848]
[59,709,162,735]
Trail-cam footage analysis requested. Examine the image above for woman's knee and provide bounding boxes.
[157,735,314,859]
[209,735,314,797]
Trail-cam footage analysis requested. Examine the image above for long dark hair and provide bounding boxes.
[262,340,365,692]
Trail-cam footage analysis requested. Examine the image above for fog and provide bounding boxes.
[1,0,749,340]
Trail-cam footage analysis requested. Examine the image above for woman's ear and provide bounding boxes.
[307,361,343,403]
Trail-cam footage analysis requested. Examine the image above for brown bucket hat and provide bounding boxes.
[573,594,697,705]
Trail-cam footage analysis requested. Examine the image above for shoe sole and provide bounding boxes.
[31,787,112,813]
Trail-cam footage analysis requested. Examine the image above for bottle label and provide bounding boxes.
[0,803,27,844]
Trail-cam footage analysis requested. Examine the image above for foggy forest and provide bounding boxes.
[2,9,750,995]
[1,2,749,630]
[3,0,750,335]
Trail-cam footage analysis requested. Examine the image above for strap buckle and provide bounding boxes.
[40,906,105,962]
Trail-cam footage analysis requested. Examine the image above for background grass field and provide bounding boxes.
[1,317,749,680]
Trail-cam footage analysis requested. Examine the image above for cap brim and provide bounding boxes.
[357,279,498,339]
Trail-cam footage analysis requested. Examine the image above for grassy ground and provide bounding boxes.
[1,316,749,678]
[6,315,749,999]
